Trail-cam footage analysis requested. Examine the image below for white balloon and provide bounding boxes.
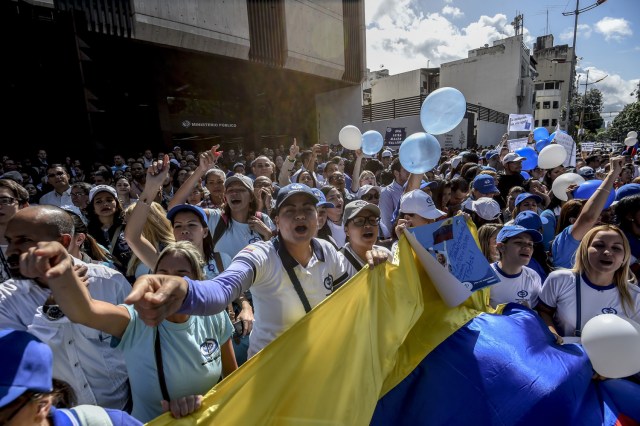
[624,137,638,147]
[551,173,585,201]
[537,144,567,169]
[628,131,638,139]
[582,314,640,379]
[338,125,362,150]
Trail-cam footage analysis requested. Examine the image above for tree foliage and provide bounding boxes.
[605,101,640,141]
[570,88,604,133]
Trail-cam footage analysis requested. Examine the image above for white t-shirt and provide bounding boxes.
[489,262,542,308]
[327,220,346,247]
[206,210,275,259]
[539,269,640,337]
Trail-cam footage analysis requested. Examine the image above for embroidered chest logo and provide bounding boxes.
[517,290,529,298]
[601,307,617,314]
[323,274,334,291]
[200,338,221,365]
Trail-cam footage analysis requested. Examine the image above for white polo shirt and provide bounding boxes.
[39,187,73,207]
[489,262,542,308]
[539,269,640,337]
[0,260,131,409]
[234,238,354,357]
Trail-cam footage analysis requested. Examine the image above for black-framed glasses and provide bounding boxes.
[351,216,380,227]
[361,193,380,201]
[71,192,87,197]
[47,171,65,178]
[0,196,17,206]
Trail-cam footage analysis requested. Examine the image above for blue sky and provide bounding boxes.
[365,0,639,118]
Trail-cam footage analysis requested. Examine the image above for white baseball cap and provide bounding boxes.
[382,150,393,158]
[470,198,501,221]
[356,184,381,200]
[400,190,446,220]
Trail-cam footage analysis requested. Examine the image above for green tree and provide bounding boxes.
[607,101,640,142]
[570,88,604,134]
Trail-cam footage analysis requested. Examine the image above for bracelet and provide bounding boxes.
[595,188,610,194]
[137,197,152,207]
[287,156,296,162]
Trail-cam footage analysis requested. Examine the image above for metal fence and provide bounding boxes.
[362,95,509,125]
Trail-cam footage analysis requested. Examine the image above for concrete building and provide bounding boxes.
[532,34,574,131]
[362,68,440,104]
[2,0,365,159]
[440,34,536,116]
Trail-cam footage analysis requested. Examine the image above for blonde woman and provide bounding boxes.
[478,224,502,263]
[536,225,640,344]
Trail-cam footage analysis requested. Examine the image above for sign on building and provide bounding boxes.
[385,127,407,148]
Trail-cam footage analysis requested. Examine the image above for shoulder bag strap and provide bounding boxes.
[574,273,582,337]
[154,327,171,402]
[213,252,225,273]
[108,225,122,255]
[274,237,312,313]
[210,214,228,247]
[341,247,363,271]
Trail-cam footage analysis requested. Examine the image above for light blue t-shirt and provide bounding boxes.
[115,305,233,422]
[552,224,580,269]
[206,210,275,259]
[540,209,557,252]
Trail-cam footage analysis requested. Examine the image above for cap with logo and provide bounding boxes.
[224,174,254,191]
[89,184,118,203]
[343,200,381,225]
[0,329,53,408]
[485,150,499,161]
[502,152,526,165]
[514,192,542,207]
[472,174,499,194]
[399,190,445,220]
[470,198,501,221]
[578,166,595,179]
[166,204,208,225]
[274,183,319,214]
[310,188,335,209]
[497,225,542,243]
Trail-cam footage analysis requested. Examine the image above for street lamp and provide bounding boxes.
[562,0,607,133]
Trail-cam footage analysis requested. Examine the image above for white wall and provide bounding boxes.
[477,121,507,147]
[316,86,363,145]
[370,70,421,103]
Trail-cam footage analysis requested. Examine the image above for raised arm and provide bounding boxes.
[168,145,219,210]
[124,156,170,269]
[278,138,299,187]
[19,242,130,339]
[571,156,623,241]
[351,149,364,193]
[405,173,423,193]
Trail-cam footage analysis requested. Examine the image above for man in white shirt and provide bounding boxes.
[379,158,410,233]
[0,205,131,410]
[39,165,72,207]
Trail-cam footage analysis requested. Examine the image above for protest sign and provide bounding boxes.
[508,138,528,152]
[554,132,577,167]
[385,127,406,149]
[405,216,499,307]
[581,142,594,152]
[508,114,533,132]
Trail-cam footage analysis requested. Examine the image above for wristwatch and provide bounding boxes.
[43,304,65,321]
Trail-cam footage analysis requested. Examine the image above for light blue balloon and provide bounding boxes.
[361,130,384,156]
[515,147,538,170]
[420,87,467,135]
[533,127,550,142]
[536,138,551,152]
[521,171,531,180]
[399,132,441,174]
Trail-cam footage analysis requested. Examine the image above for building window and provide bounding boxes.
[553,101,559,109]
[543,101,551,109]
[535,83,544,91]
[535,120,539,127]
[552,119,558,127]
[544,82,555,90]
[542,119,550,127]
[536,102,540,110]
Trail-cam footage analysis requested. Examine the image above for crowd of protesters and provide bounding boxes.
[1,132,640,423]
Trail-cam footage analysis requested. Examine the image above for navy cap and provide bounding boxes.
[472,174,499,194]
[513,210,548,231]
[166,204,208,225]
[497,225,542,243]
[485,150,499,160]
[275,183,319,214]
[310,188,335,208]
[615,183,640,201]
[514,192,542,207]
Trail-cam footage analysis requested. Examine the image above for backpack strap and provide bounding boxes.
[213,252,225,273]
[574,272,582,337]
[210,213,229,247]
[340,247,363,271]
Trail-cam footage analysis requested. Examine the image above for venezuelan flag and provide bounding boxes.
[147,235,640,425]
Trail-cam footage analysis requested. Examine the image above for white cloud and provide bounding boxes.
[441,5,463,18]
[443,0,453,3]
[559,24,592,42]
[577,66,638,114]
[594,17,632,42]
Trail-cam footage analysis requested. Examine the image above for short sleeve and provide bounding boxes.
[232,242,273,285]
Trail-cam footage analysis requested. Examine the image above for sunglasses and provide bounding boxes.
[351,216,380,227]
[361,192,380,201]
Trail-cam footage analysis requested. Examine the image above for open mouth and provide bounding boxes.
[230,199,242,205]
[362,231,375,239]
[600,259,614,267]
[294,225,308,234]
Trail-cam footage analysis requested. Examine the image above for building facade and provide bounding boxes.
[3,0,365,159]
[532,34,574,131]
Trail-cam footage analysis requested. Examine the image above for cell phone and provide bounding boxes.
[320,144,329,155]
[232,320,244,337]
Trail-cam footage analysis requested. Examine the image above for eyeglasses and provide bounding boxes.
[329,175,345,182]
[361,193,380,201]
[351,216,380,227]
[0,196,17,206]
[71,192,87,197]
[47,171,66,178]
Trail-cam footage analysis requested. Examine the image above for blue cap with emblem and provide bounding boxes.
[274,184,319,214]
[310,188,335,208]
[166,204,208,225]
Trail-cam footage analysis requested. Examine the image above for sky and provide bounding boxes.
[365,0,639,121]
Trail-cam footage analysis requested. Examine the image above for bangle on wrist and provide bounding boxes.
[288,156,296,162]
[596,188,610,193]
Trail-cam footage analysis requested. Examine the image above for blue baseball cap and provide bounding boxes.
[485,150,499,160]
[514,192,542,207]
[0,329,53,408]
[310,188,335,208]
[166,204,208,225]
[275,183,319,214]
[615,183,640,201]
[497,225,542,243]
[472,174,499,194]
[513,210,548,231]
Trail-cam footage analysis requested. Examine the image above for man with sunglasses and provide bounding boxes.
[489,225,543,309]
[39,165,72,207]
[328,171,354,202]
